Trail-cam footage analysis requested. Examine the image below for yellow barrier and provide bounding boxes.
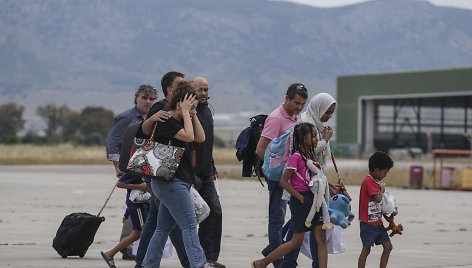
[463,168,472,189]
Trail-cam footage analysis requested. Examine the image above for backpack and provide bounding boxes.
[235,114,267,184]
[262,129,292,181]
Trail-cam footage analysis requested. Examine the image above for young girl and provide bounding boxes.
[251,122,328,268]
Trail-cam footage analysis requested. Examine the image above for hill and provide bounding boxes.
[1,0,472,116]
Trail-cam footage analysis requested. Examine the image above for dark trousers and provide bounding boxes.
[195,175,223,261]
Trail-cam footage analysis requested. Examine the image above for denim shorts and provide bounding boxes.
[360,221,390,246]
[128,207,149,230]
[289,191,322,233]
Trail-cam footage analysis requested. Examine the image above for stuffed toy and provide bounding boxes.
[304,160,331,230]
[328,194,355,229]
[381,191,404,237]
[383,214,403,237]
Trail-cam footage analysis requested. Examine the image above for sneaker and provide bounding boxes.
[208,260,226,268]
[201,262,215,268]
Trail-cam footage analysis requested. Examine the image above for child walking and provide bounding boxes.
[358,151,395,268]
[101,174,150,268]
[252,122,329,268]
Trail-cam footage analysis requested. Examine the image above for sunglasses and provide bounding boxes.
[296,84,307,91]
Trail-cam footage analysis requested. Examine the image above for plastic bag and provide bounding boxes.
[163,236,173,258]
[326,225,346,254]
[190,187,210,223]
[298,225,346,258]
[381,192,396,216]
[299,232,312,259]
[129,189,151,203]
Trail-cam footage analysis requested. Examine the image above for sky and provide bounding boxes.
[280,0,472,10]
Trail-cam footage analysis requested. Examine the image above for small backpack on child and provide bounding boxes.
[262,129,292,181]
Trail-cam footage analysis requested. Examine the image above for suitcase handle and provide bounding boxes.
[97,181,118,217]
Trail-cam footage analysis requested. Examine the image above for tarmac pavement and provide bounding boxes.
[1,165,472,268]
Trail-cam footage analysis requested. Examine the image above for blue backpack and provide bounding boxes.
[262,129,292,181]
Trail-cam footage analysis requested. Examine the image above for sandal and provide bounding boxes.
[101,251,116,268]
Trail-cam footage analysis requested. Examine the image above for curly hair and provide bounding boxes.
[369,151,394,172]
[167,80,197,110]
[134,84,158,104]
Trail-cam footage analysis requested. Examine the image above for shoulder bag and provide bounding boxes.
[126,122,185,181]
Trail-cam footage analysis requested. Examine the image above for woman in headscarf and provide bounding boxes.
[282,92,337,268]
[299,92,336,167]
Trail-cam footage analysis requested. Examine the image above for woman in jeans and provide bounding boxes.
[139,80,213,268]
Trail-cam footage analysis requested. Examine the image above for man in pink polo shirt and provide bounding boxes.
[255,83,308,268]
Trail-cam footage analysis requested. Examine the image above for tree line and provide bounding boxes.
[0,102,114,146]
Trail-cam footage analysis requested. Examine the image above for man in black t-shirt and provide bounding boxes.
[192,77,225,268]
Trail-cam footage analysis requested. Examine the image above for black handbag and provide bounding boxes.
[125,122,185,181]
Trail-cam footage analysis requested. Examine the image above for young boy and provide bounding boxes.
[101,174,149,268]
[358,151,394,268]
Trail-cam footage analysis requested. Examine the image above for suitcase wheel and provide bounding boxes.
[60,249,69,258]
[79,254,84,258]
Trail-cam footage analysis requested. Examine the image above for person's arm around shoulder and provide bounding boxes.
[141,110,172,136]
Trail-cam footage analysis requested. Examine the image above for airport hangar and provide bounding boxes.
[336,67,472,157]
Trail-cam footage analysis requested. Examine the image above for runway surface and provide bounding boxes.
[1,165,471,268]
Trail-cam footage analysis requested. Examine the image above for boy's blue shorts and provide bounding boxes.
[128,207,149,231]
[360,221,390,246]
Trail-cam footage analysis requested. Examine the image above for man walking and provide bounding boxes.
[255,83,308,268]
[192,77,225,268]
[105,84,157,260]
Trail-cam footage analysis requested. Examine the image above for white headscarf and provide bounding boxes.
[299,92,336,167]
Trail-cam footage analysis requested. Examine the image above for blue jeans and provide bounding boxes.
[135,179,189,268]
[281,221,319,268]
[142,178,206,268]
[266,178,288,268]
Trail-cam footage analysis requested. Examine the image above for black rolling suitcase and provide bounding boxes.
[52,182,117,258]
